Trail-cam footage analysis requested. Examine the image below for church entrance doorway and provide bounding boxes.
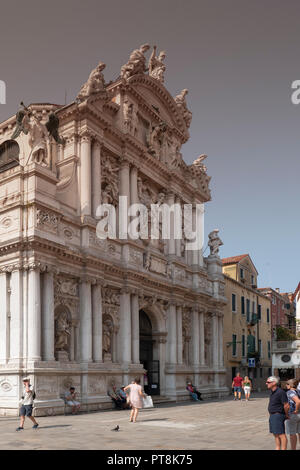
[139,309,160,395]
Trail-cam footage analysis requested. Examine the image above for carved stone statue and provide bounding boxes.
[192,154,207,172]
[77,62,106,101]
[147,122,167,159]
[148,46,166,83]
[101,155,119,207]
[11,102,31,139]
[208,229,223,256]
[123,99,138,136]
[144,251,151,270]
[120,44,150,80]
[174,89,192,128]
[103,315,114,360]
[55,310,71,352]
[29,115,49,166]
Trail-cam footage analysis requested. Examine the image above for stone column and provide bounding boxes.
[198,203,204,267]
[41,269,55,361]
[79,279,92,362]
[119,159,130,259]
[199,310,205,366]
[131,293,139,364]
[9,267,23,361]
[0,272,8,363]
[70,325,75,361]
[80,134,92,216]
[175,197,182,257]
[167,303,177,363]
[212,313,219,368]
[166,192,176,256]
[28,265,41,361]
[176,305,183,364]
[92,282,103,362]
[130,165,138,205]
[118,289,131,364]
[191,308,200,365]
[192,204,198,265]
[218,314,224,368]
[92,141,101,217]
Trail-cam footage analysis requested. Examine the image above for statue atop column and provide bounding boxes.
[120,44,150,81]
[148,46,166,83]
[208,229,223,256]
[174,89,192,128]
[76,61,106,102]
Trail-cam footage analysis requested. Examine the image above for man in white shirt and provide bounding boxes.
[16,378,39,431]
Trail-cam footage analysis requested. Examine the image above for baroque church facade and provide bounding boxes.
[0,44,227,416]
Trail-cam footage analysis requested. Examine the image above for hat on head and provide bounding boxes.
[22,377,30,382]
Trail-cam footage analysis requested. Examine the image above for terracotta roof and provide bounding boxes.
[222,254,249,265]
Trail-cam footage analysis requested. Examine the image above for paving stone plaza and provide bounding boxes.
[0,393,283,450]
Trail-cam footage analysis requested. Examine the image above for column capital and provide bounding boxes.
[80,131,93,144]
[119,155,131,168]
[79,276,95,285]
[92,140,103,150]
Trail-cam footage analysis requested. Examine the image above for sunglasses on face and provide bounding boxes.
[266,381,273,384]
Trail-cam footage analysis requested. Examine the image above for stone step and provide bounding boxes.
[151,395,176,404]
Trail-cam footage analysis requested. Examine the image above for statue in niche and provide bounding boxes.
[123,99,138,136]
[29,115,49,166]
[120,44,150,80]
[174,89,192,128]
[143,251,151,270]
[147,122,167,159]
[55,310,71,353]
[101,155,119,207]
[76,62,106,101]
[208,229,223,256]
[148,46,166,83]
[103,316,114,361]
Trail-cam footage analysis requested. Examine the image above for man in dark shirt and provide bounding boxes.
[266,376,289,450]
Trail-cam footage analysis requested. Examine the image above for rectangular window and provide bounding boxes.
[240,268,244,279]
[232,334,237,356]
[232,294,236,312]
[258,304,261,321]
[251,275,255,285]
[252,301,256,314]
[241,296,245,315]
[242,335,245,357]
[267,308,270,323]
[246,299,250,322]
[268,341,271,359]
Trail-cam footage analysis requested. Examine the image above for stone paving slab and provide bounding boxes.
[0,392,294,450]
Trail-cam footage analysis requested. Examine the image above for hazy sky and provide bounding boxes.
[0,0,299,293]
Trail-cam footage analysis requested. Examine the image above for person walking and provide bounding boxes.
[243,376,252,401]
[16,378,39,431]
[124,377,145,423]
[266,376,289,450]
[232,372,243,400]
[285,379,300,450]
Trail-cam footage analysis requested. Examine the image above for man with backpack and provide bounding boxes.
[16,377,39,431]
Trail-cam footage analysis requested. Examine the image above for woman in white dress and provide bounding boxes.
[124,378,145,423]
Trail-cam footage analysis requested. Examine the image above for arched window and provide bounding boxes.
[0,140,20,172]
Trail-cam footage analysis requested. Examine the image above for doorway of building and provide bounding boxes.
[139,309,160,395]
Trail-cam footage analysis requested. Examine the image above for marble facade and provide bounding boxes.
[0,45,227,416]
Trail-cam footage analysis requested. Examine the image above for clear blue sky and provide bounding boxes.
[0,0,299,293]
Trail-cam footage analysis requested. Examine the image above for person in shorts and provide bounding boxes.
[285,379,300,450]
[232,372,244,400]
[267,376,289,450]
[64,387,81,414]
[243,376,252,401]
[16,378,39,431]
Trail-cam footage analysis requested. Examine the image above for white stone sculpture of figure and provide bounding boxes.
[208,229,223,256]
[120,44,150,80]
[123,99,138,136]
[192,154,207,173]
[148,46,166,83]
[144,251,151,270]
[29,115,48,166]
[103,320,112,355]
[55,311,71,351]
[76,62,106,101]
[174,89,192,128]
[147,122,167,159]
